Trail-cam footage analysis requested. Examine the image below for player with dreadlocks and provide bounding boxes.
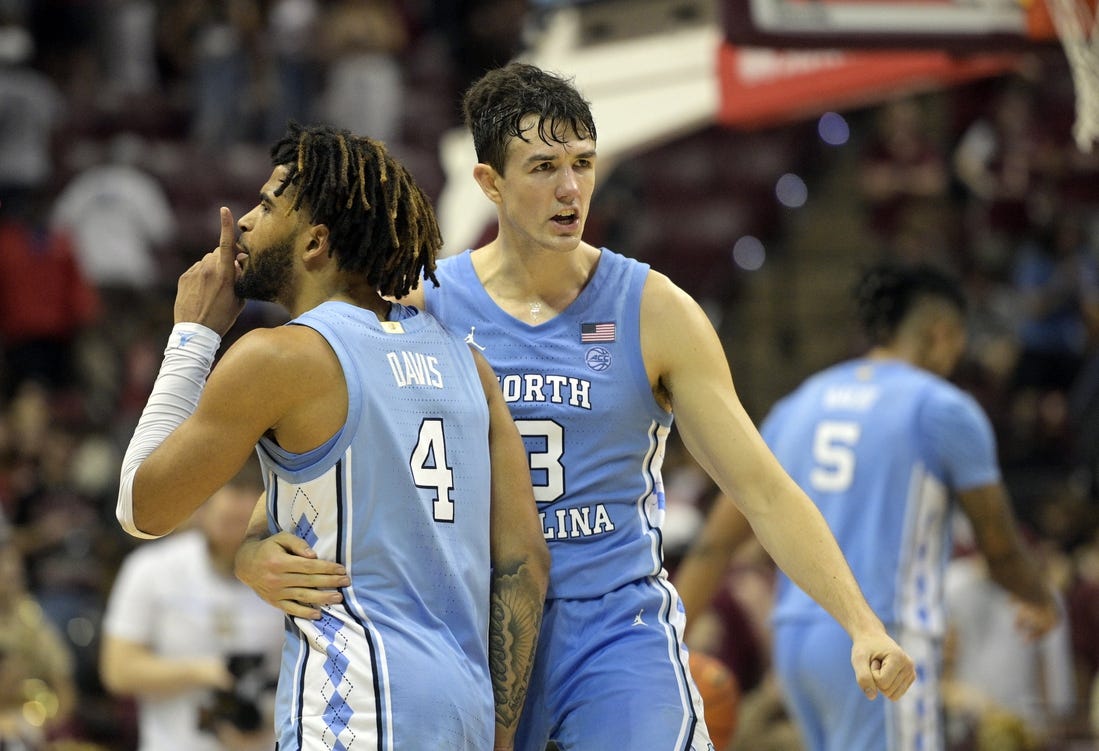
[263,123,439,297]
[115,122,549,750]
[679,261,1058,751]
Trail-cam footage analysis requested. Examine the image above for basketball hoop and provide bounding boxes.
[1042,0,1099,151]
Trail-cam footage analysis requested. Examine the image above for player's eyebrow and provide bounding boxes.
[525,148,597,165]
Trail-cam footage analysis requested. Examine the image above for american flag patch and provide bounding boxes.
[580,321,616,343]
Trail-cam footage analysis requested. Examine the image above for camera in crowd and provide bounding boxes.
[197,653,275,734]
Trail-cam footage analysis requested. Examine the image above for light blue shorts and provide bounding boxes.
[516,576,714,751]
[773,618,943,751]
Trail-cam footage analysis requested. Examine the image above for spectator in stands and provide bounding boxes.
[182,0,263,150]
[1068,525,1099,736]
[100,460,283,751]
[857,95,950,257]
[430,0,528,101]
[945,539,1075,745]
[262,0,321,142]
[1006,209,1099,464]
[49,132,177,310]
[315,0,408,145]
[3,381,117,715]
[0,188,100,397]
[953,77,1061,271]
[97,0,161,108]
[0,533,77,748]
[0,18,66,204]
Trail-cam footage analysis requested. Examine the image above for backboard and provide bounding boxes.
[722,0,1060,51]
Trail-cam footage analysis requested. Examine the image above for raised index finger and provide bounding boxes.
[218,206,237,264]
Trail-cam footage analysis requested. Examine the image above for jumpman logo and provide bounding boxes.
[177,332,195,348]
[632,609,646,627]
[464,326,486,351]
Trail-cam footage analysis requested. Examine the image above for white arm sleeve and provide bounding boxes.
[116,322,221,539]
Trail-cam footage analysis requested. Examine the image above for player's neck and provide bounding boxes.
[475,238,598,297]
[472,240,600,322]
[290,275,389,321]
[866,344,917,368]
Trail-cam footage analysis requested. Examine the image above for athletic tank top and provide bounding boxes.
[765,358,999,636]
[426,248,674,600]
[258,301,494,748]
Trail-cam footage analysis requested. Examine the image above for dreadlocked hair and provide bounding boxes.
[462,62,597,173]
[854,262,967,345]
[269,122,440,298]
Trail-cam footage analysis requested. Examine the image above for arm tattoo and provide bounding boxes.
[489,558,545,733]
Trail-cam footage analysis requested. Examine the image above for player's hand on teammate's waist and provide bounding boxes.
[235,531,350,620]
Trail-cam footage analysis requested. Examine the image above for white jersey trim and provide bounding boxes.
[895,463,950,635]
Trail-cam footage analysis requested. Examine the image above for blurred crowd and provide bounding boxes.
[0,0,1098,749]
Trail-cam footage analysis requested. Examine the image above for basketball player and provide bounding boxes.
[115,123,549,750]
[678,263,1060,751]
[236,64,915,750]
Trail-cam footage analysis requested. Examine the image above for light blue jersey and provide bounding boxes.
[426,248,673,600]
[766,357,1001,751]
[766,358,999,635]
[257,301,494,751]
[426,249,712,751]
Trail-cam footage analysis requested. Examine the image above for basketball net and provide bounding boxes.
[1044,0,1099,151]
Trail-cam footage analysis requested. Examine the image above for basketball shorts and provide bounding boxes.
[516,576,714,751]
[773,618,943,751]
[275,610,494,750]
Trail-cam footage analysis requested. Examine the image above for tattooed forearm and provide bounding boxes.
[489,558,545,733]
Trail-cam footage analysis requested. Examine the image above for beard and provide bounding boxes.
[234,237,293,302]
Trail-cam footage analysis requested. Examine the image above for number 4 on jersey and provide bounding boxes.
[411,418,455,522]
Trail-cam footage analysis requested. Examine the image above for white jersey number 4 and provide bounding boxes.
[411,418,455,522]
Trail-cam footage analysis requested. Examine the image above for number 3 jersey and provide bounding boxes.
[425,248,674,601]
[763,358,1000,636]
[256,301,494,750]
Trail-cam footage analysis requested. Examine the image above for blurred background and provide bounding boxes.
[0,0,1098,748]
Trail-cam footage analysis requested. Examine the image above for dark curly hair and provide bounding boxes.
[269,122,440,298]
[461,62,597,174]
[854,262,966,345]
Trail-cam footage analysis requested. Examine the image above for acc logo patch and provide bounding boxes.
[585,346,611,372]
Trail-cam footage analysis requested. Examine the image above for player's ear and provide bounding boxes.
[473,163,503,204]
[304,224,330,261]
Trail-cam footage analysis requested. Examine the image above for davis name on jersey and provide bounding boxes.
[386,350,444,388]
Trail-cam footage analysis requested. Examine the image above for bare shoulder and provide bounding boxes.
[640,269,717,350]
[208,324,347,450]
[222,324,328,363]
[216,324,341,390]
[640,267,708,318]
[637,268,727,404]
